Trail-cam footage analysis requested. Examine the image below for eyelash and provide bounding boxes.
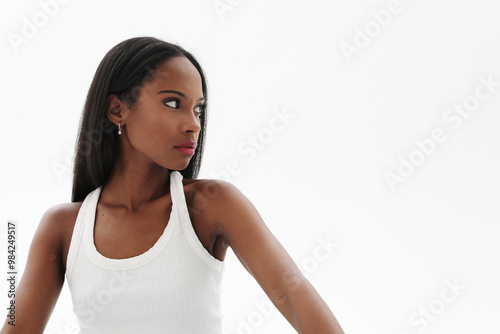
[164,98,204,115]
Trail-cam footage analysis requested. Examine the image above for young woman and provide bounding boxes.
[2,37,344,334]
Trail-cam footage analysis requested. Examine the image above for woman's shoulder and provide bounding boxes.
[39,202,83,241]
[37,202,84,269]
[186,177,235,201]
[41,201,83,226]
[187,177,246,219]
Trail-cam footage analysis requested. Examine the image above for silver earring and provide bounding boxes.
[118,122,122,135]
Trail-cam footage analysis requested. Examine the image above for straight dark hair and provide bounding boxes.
[71,37,208,202]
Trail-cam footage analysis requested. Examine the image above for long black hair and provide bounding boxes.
[71,36,208,202]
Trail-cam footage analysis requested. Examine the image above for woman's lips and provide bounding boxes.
[174,141,197,155]
[174,147,195,155]
[174,141,197,149]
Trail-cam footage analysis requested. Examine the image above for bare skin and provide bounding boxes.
[1,56,345,334]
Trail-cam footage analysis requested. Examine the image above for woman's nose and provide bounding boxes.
[184,111,201,133]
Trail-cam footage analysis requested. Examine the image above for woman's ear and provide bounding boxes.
[106,94,128,126]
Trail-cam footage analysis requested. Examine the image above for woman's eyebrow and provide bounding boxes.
[157,90,205,102]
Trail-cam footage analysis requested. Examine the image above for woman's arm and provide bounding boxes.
[205,180,345,334]
[1,204,71,334]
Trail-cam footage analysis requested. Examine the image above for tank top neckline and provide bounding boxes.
[82,170,182,270]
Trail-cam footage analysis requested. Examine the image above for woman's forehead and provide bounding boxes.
[142,57,203,97]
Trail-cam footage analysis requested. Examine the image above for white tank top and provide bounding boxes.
[65,170,225,333]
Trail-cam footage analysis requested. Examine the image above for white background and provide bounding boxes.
[1,0,499,333]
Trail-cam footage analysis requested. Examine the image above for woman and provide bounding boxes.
[2,37,344,334]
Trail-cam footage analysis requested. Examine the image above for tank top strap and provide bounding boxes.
[66,186,101,281]
[169,170,191,226]
[169,170,225,271]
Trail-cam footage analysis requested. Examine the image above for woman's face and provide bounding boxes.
[122,56,204,171]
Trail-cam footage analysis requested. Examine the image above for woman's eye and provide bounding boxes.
[164,99,179,108]
[194,105,204,114]
[164,99,203,114]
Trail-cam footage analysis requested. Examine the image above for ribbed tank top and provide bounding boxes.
[65,170,225,333]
